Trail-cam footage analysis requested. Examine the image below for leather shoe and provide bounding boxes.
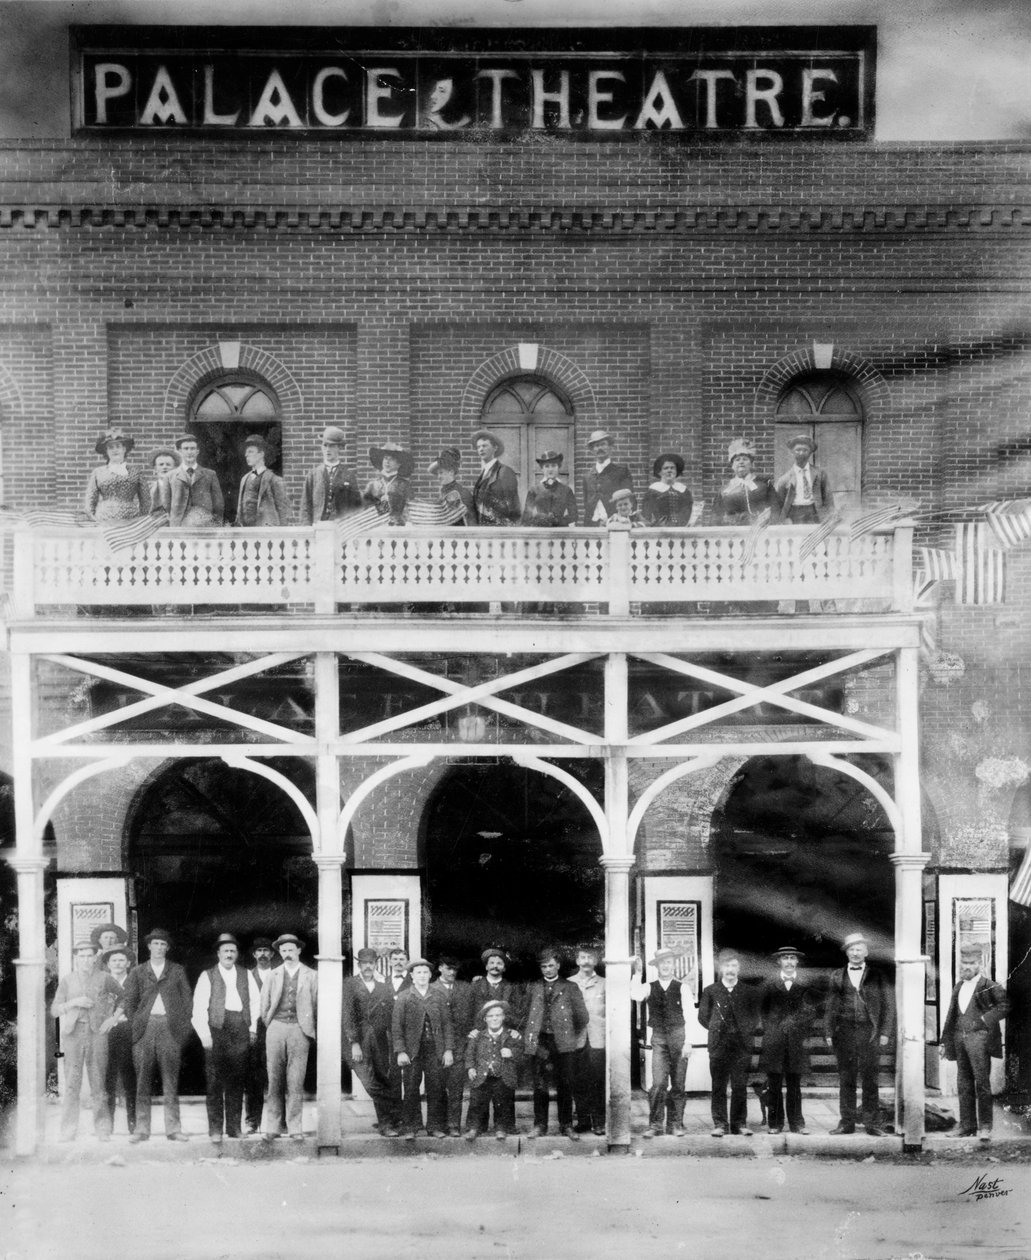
[789,1127,809,1135]
[464,1130,479,1141]
[382,1128,401,1138]
[529,1125,546,1138]
[977,1130,993,1142]
[561,1126,580,1141]
[592,1126,606,1137]
[495,1129,508,1141]
[710,1127,726,1138]
[641,1126,660,1139]
[829,1124,856,1135]
[127,1133,148,1144]
[731,1127,753,1137]
[670,1125,687,1138]
[956,1129,977,1137]
[167,1132,190,1142]
[210,1134,223,1144]
[864,1126,885,1137]
[767,1128,783,1134]
[431,1131,447,1139]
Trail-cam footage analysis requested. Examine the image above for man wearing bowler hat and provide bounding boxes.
[759,946,817,1135]
[158,434,225,527]
[244,936,277,1135]
[299,426,362,524]
[260,933,318,1141]
[123,928,193,1143]
[582,430,633,525]
[191,933,261,1143]
[471,430,520,526]
[698,948,762,1138]
[521,451,577,527]
[631,947,702,1138]
[392,958,455,1139]
[774,433,834,524]
[342,947,400,1135]
[824,931,895,1136]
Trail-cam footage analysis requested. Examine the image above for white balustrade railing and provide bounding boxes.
[9,522,914,617]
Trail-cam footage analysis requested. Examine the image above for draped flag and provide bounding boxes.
[738,507,772,567]
[0,506,91,529]
[912,569,939,606]
[983,499,1031,550]
[407,499,469,528]
[1010,849,1031,908]
[101,511,169,555]
[688,499,705,527]
[335,506,392,543]
[796,510,842,566]
[917,547,958,582]
[848,501,911,542]
[955,522,1005,605]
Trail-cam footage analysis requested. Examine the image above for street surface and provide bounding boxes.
[2,1152,1028,1260]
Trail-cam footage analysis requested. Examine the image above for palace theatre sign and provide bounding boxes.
[72,26,875,138]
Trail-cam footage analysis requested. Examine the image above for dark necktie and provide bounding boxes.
[849,966,864,971]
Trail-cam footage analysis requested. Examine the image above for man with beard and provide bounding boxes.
[244,936,277,1136]
[342,947,400,1136]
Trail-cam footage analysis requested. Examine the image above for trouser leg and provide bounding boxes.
[668,1042,688,1129]
[86,1033,112,1136]
[554,1050,577,1129]
[728,1045,751,1131]
[766,1072,785,1129]
[857,1034,882,1128]
[441,1057,466,1132]
[709,1052,731,1129]
[835,1028,860,1126]
[648,1035,672,1128]
[154,1019,183,1136]
[284,1026,311,1135]
[244,1023,267,1131]
[785,1073,804,1130]
[59,1032,87,1139]
[132,1019,160,1137]
[531,1039,555,1129]
[959,1031,993,1132]
[401,1059,424,1134]
[264,1022,288,1136]
[423,1053,447,1133]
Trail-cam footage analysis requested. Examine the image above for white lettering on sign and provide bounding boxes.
[633,71,685,131]
[365,67,405,128]
[139,65,188,126]
[93,62,131,125]
[312,67,350,127]
[249,69,304,127]
[587,70,627,130]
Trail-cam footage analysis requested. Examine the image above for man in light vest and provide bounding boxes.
[191,932,261,1143]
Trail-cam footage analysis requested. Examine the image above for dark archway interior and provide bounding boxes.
[421,761,605,982]
[711,755,896,976]
[128,757,317,1092]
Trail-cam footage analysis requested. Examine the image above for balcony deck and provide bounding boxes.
[9,521,915,618]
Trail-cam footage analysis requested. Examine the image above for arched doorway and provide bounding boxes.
[421,760,604,981]
[711,754,896,971]
[127,757,317,1092]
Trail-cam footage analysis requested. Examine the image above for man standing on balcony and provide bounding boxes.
[582,430,634,525]
[471,430,520,526]
[159,434,225,527]
[824,931,894,1137]
[299,425,362,524]
[774,434,834,524]
[236,435,289,527]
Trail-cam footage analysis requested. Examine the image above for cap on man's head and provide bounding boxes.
[215,933,239,949]
[73,938,99,954]
[145,928,173,946]
[174,433,199,450]
[538,946,563,965]
[841,932,868,951]
[436,955,461,969]
[407,957,433,972]
[959,944,983,960]
[273,933,304,951]
[611,488,634,504]
[586,429,612,448]
[481,947,508,966]
[321,426,348,446]
[785,432,816,453]
[102,945,131,963]
[772,944,804,959]
[251,936,274,951]
[478,999,512,1022]
[355,947,379,965]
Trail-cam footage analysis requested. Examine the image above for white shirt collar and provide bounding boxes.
[649,480,686,493]
[595,458,611,472]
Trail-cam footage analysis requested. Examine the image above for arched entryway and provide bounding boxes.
[711,754,896,970]
[420,760,604,981]
[127,757,317,1092]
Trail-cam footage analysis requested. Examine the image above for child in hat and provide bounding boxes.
[464,999,523,1140]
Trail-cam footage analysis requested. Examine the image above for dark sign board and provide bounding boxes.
[71,26,875,139]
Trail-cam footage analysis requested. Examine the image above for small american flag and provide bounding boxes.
[796,510,842,566]
[955,523,1006,605]
[335,506,391,544]
[739,507,772,567]
[407,499,468,527]
[101,511,168,555]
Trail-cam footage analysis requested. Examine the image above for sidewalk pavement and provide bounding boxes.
[10,1090,1030,1162]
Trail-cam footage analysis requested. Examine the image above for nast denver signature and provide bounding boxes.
[958,1172,1012,1202]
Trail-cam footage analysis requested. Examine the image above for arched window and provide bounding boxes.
[481,377,574,489]
[774,372,863,514]
[188,374,283,508]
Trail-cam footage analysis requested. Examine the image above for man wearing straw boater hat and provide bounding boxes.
[582,429,633,525]
[631,946,702,1138]
[759,945,817,1135]
[299,425,362,524]
[824,930,895,1136]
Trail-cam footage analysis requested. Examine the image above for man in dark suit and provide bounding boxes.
[392,959,455,1139]
[383,947,412,1127]
[523,947,589,1140]
[191,932,261,1143]
[244,936,277,1135]
[759,945,817,1135]
[774,433,834,524]
[698,948,762,1138]
[824,931,895,1136]
[158,434,225,526]
[123,927,193,1143]
[235,435,290,526]
[581,429,633,525]
[471,430,520,526]
[102,943,136,1134]
[299,425,362,524]
[941,944,1010,1140]
[431,955,476,1136]
[469,947,523,1028]
[342,947,400,1136]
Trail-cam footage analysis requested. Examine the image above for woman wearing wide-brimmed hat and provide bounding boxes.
[641,452,694,527]
[362,441,413,525]
[85,427,150,522]
[712,438,779,525]
[471,430,520,526]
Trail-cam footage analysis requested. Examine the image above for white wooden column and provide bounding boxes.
[313,651,343,1153]
[893,645,930,1150]
[603,652,634,1150]
[9,651,47,1156]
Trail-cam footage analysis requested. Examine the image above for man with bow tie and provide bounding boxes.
[824,931,895,1136]
[581,430,633,525]
[158,434,225,527]
[759,945,816,1135]
[299,425,362,524]
[521,451,577,527]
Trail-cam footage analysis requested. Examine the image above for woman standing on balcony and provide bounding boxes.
[641,453,694,527]
[712,439,779,525]
[85,428,150,522]
[363,442,413,525]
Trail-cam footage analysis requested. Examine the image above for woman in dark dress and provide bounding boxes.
[640,452,694,526]
[362,442,413,525]
[712,439,779,525]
